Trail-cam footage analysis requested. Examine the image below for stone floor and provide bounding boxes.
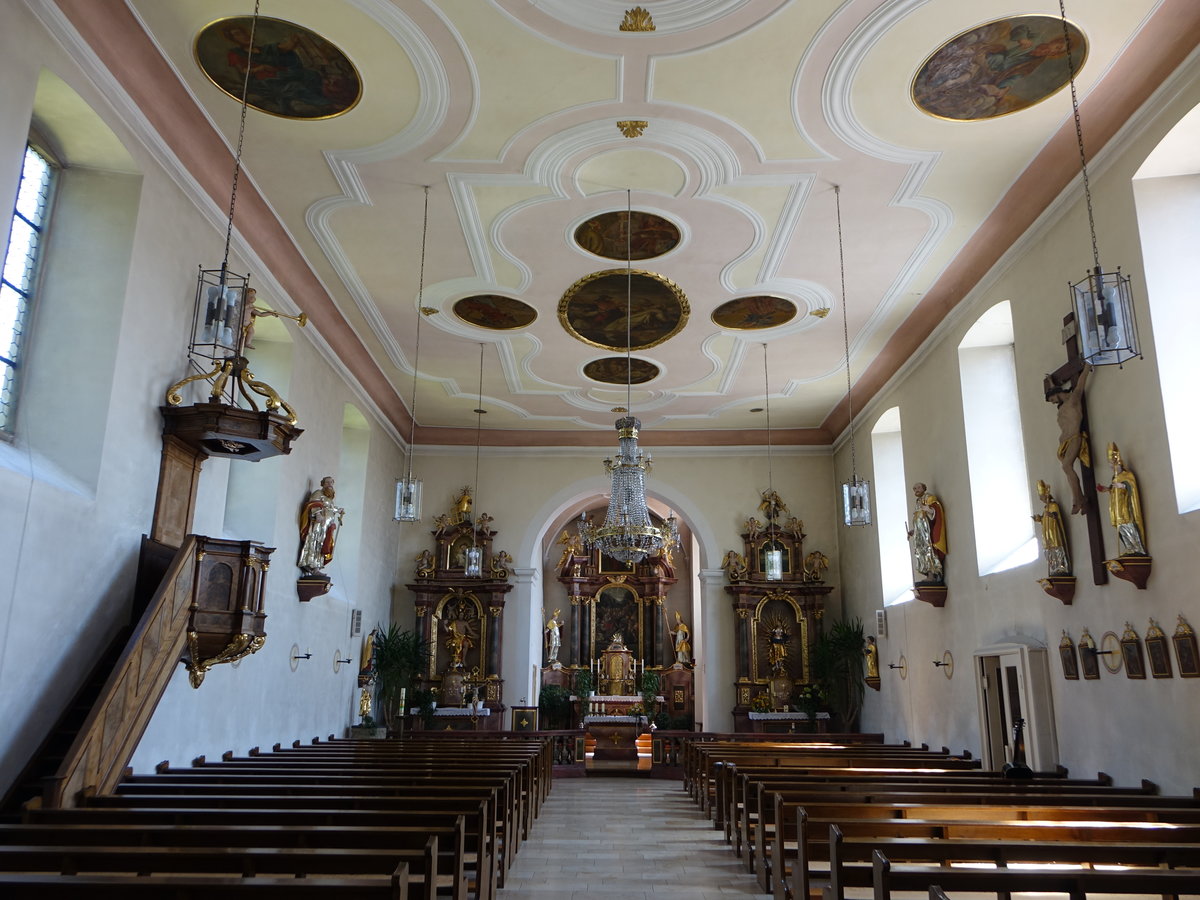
[498,776,772,899]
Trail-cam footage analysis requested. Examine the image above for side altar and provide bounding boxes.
[406,487,514,729]
[722,491,834,731]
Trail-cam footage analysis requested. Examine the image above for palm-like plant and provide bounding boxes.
[373,624,430,730]
[812,617,866,731]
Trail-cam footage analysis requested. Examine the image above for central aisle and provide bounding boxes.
[498,776,773,899]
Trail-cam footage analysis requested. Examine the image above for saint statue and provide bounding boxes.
[759,489,788,522]
[1032,479,1071,575]
[767,624,789,673]
[298,476,345,576]
[443,618,473,669]
[452,486,473,524]
[907,482,946,583]
[864,635,880,679]
[1096,442,1147,556]
[545,609,562,664]
[669,611,692,665]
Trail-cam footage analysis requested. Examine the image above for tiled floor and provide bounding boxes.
[499,776,772,899]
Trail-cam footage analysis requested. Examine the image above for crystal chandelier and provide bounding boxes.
[582,190,677,564]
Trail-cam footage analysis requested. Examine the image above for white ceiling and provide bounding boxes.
[121,0,1174,445]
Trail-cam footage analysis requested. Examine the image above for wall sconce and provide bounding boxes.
[289,643,311,672]
[333,650,353,673]
[888,656,907,679]
[932,650,954,678]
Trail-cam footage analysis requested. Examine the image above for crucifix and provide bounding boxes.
[1043,312,1107,585]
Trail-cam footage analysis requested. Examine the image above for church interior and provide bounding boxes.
[3,1,1200,877]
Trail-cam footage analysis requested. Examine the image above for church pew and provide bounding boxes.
[0,869,409,899]
[869,847,1200,900]
[25,809,466,900]
[728,766,1120,856]
[0,843,433,899]
[680,735,890,794]
[821,824,1200,900]
[116,779,502,895]
[148,764,524,861]
[782,807,1200,900]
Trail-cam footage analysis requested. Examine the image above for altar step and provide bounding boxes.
[584,733,653,775]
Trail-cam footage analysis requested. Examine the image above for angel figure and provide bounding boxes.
[722,550,749,581]
[759,489,788,522]
[489,550,513,579]
[744,517,763,541]
[556,529,585,569]
[415,548,434,579]
[475,512,494,533]
[433,513,453,535]
[785,517,806,542]
[803,550,830,582]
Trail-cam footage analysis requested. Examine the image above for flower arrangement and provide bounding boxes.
[750,692,773,713]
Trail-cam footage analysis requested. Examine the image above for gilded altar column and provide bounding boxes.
[487,604,503,678]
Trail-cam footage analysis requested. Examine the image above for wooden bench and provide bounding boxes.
[870,847,1200,900]
[0,869,409,899]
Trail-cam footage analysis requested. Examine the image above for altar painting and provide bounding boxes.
[593,583,640,655]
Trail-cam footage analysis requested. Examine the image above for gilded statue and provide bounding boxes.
[545,609,562,664]
[443,618,473,669]
[556,529,585,570]
[803,550,830,582]
[298,476,345,576]
[1096,442,1147,556]
[721,550,748,581]
[452,486,473,524]
[489,550,512,579]
[906,482,946,583]
[743,517,763,540]
[759,489,788,522]
[669,611,692,665]
[864,635,880,679]
[1046,363,1092,514]
[415,548,434,579]
[358,687,372,722]
[767,623,789,673]
[1032,480,1071,575]
[785,517,805,541]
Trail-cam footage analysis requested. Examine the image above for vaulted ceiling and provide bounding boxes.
[59,0,1198,446]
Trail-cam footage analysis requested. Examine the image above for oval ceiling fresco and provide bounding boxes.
[558,269,689,351]
[574,211,681,260]
[912,15,1087,121]
[583,356,660,385]
[711,295,798,330]
[452,294,538,330]
[195,17,362,119]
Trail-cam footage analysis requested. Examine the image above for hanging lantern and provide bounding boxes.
[394,477,422,523]
[843,477,872,527]
[1071,266,1139,367]
[464,545,482,578]
[764,543,784,582]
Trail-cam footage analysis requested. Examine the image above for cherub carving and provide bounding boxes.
[415,548,434,579]
[722,550,749,581]
[490,550,513,579]
[803,550,830,582]
[785,517,805,542]
[433,513,453,535]
[743,517,763,541]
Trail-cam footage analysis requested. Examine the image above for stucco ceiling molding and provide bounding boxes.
[532,0,757,37]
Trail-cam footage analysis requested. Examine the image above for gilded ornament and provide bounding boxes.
[490,605,503,618]
[619,7,655,31]
[617,119,648,138]
[810,307,831,318]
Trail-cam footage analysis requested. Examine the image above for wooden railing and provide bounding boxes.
[40,537,199,808]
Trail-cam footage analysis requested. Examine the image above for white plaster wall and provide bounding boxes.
[837,55,1200,793]
[0,5,404,787]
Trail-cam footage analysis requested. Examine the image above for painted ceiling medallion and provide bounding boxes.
[575,211,680,261]
[913,15,1086,121]
[452,295,537,330]
[583,357,660,385]
[711,296,797,330]
[558,269,689,351]
[195,17,362,120]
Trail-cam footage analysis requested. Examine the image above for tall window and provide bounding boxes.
[871,407,913,606]
[958,301,1037,574]
[1,144,56,435]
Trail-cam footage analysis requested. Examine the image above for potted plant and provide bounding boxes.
[639,670,660,719]
[812,617,866,732]
[538,684,571,730]
[372,624,430,733]
[574,668,593,697]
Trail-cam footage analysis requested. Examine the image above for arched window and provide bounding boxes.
[957,301,1037,574]
[1,142,56,435]
[870,407,912,606]
[1132,101,1200,513]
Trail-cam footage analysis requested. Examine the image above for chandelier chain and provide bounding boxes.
[1059,0,1101,272]
[625,188,633,410]
[404,185,430,483]
[472,342,484,548]
[835,184,858,480]
[762,342,774,497]
[221,0,260,277]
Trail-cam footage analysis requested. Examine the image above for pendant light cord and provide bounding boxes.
[835,185,858,481]
[404,186,430,484]
[625,189,633,411]
[1059,0,1101,272]
[472,342,485,549]
[221,0,261,278]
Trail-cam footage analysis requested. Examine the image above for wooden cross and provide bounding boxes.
[1043,312,1108,585]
